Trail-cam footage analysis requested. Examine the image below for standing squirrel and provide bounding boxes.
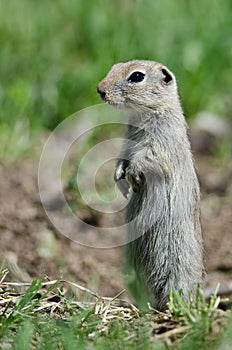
[97,60,204,310]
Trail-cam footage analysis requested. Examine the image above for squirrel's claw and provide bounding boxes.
[116,178,130,199]
[114,159,131,198]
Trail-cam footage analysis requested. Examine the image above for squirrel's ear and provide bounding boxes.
[161,67,173,84]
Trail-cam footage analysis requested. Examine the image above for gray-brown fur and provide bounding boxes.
[97,60,204,310]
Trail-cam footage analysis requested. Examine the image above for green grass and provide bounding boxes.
[0,274,231,349]
[0,0,231,137]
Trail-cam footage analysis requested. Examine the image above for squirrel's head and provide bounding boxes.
[97,60,180,113]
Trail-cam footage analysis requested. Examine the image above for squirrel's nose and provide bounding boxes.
[97,86,106,100]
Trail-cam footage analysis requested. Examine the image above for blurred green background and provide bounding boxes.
[0,0,231,158]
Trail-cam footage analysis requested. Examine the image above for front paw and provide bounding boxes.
[126,164,144,193]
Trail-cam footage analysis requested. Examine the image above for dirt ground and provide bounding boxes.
[0,141,232,304]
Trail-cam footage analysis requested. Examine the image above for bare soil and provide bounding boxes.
[0,150,232,303]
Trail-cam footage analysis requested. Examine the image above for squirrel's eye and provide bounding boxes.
[127,71,145,83]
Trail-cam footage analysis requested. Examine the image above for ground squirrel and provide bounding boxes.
[97,60,204,310]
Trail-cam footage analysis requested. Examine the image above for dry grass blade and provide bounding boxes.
[0,269,9,284]
[154,325,190,340]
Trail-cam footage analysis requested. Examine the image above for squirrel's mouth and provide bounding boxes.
[101,94,124,108]
[107,100,127,109]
